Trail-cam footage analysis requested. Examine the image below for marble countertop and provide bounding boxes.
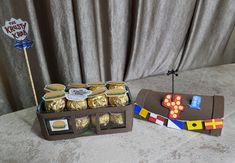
[1,64,235,163]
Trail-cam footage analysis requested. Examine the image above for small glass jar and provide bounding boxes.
[87,89,108,109]
[44,83,66,93]
[88,82,106,91]
[107,81,126,90]
[66,99,87,111]
[43,91,66,112]
[106,89,129,106]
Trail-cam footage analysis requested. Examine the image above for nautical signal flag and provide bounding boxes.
[134,104,142,115]
[148,113,158,123]
[156,115,167,126]
[186,120,203,130]
[167,119,185,130]
[204,118,223,130]
[139,108,149,118]
[148,113,166,126]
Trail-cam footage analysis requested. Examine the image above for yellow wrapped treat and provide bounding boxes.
[43,91,66,112]
[75,116,90,130]
[44,83,65,93]
[91,113,110,128]
[106,89,129,106]
[107,81,126,90]
[110,113,125,125]
[88,82,106,91]
[87,89,108,109]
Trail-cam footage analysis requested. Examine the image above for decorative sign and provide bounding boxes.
[2,18,33,49]
[162,94,184,119]
[2,18,29,40]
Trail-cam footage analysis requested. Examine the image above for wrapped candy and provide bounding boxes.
[43,91,66,112]
[44,83,65,93]
[107,81,126,90]
[88,82,106,91]
[75,116,90,130]
[110,113,125,126]
[106,89,129,106]
[87,89,108,109]
[88,89,109,128]
[91,113,110,128]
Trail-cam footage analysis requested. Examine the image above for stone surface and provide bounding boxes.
[1,64,235,163]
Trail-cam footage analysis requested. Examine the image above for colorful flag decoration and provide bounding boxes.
[186,120,203,130]
[139,108,149,118]
[156,115,166,126]
[167,119,185,130]
[133,103,223,132]
[148,113,157,123]
[134,104,142,115]
[204,118,223,130]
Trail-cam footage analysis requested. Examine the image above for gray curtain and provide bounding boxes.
[0,0,235,115]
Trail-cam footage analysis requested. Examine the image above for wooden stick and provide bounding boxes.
[23,48,38,106]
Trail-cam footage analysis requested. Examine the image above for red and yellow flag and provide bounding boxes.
[204,118,223,130]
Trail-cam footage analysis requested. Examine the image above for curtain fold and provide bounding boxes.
[0,0,235,115]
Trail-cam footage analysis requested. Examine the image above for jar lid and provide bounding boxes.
[88,82,105,86]
[67,83,87,89]
[44,83,65,92]
[107,81,126,86]
[88,89,106,98]
[105,89,128,97]
[43,91,65,101]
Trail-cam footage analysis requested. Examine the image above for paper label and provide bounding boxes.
[69,88,92,96]
[65,93,87,101]
[2,18,29,40]
[49,119,69,131]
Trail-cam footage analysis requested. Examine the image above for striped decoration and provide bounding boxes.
[134,104,223,131]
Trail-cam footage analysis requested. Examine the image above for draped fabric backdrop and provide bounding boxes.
[0,0,235,115]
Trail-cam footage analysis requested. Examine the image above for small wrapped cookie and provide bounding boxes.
[87,89,108,109]
[91,113,110,128]
[43,91,66,112]
[106,89,129,106]
[75,116,90,131]
[44,83,65,93]
[88,82,106,91]
[107,81,126,90]
[67,83,88,89]
[110,113,125,126]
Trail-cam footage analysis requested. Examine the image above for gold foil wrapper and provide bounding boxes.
[91,113,110,127]
[66,100,87,111]
[108,85,126,90]
[89,86,106,91]
[110,113,124,125]
[109,94,129,106]
[45,98,66,112]
[75,116,90,130]
[88,94,108,109]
